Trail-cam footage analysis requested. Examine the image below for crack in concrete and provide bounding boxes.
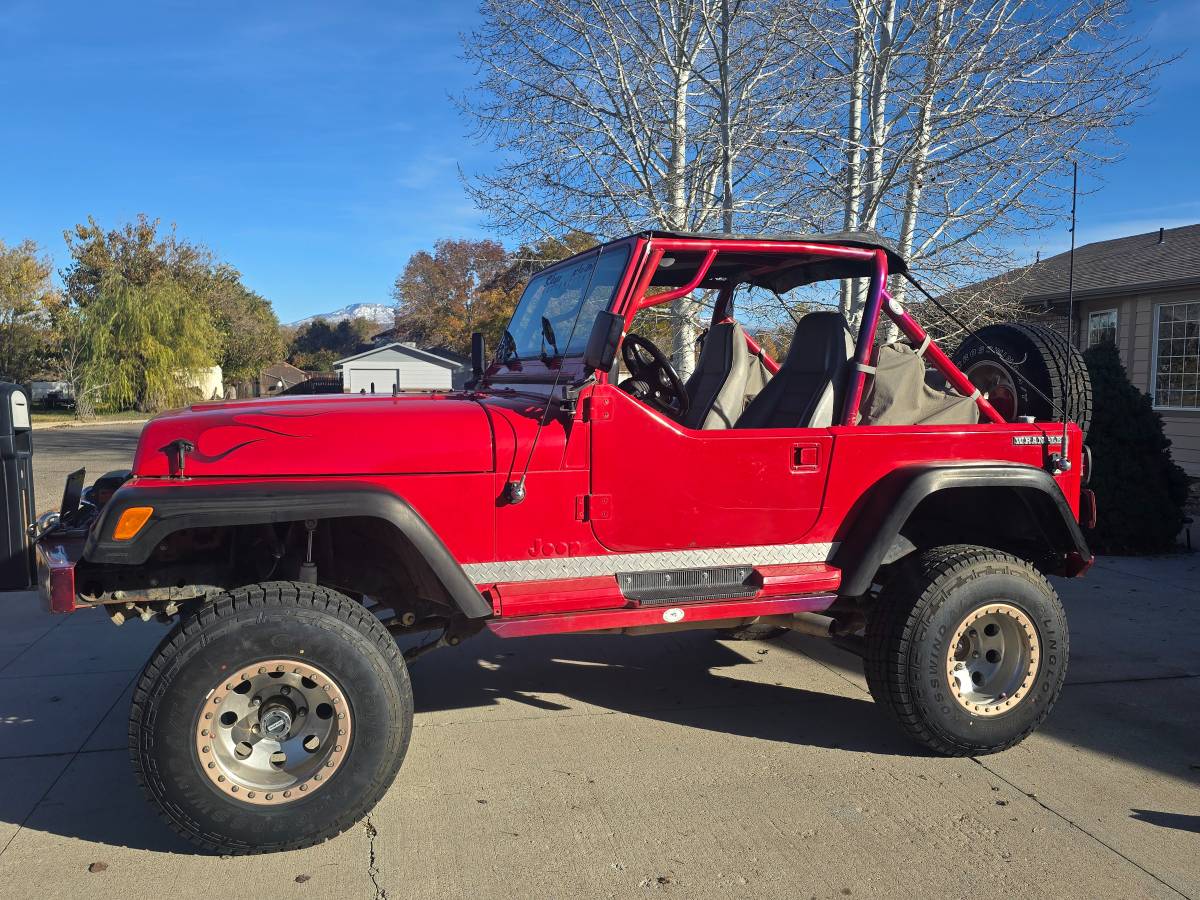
[1091,562,1200,596]
[790,640,1196,899]
[1067,672,1200,687]
[969,758,1193,900]
[364,815,388,900]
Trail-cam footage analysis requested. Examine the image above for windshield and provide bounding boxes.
[497,245,630,366]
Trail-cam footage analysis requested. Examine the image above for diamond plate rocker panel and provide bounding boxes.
[462,542,838,584]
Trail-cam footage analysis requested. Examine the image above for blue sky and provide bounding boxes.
[1,0,1196,323]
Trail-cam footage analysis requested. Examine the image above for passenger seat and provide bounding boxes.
[734,311,854,429]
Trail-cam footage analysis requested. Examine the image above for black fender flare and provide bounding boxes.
[82,480,493,618]
[833,463,1091,597]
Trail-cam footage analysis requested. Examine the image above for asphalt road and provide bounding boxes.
[30,423,145,516]
[2,423,1197,899]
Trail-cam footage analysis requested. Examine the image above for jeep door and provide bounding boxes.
[587,383,833,554]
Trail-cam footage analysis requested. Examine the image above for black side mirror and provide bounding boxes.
[583,311,624,374]
[469,332,485,387]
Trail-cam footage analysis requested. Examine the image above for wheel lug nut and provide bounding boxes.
[280,686,291,695]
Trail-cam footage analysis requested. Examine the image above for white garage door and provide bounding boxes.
[348,368,399,394]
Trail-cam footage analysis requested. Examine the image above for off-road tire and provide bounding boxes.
[952,322,1092,438]
[714,623,788,641]
[865,545,1068,756]
[130,581,413,854]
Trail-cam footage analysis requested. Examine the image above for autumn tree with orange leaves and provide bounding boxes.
[391,232,595,356]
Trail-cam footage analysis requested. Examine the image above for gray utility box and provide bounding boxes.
[0,384,35,590]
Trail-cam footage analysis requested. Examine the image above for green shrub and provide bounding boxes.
[1083,341,1189,553]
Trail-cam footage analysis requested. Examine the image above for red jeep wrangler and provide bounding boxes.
[35,231,1094,854]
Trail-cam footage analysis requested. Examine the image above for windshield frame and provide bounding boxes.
[486,237,641,385]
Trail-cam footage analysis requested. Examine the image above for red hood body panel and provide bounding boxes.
[133,393,494,477]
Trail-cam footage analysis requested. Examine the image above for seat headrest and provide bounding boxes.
[784,311,853,372]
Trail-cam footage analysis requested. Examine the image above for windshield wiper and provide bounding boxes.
[539,316,561,362]
[498,329,518,364]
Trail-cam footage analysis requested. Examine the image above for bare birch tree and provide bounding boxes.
[462,0,1165,362]
[800,0,1166,331]
[460,0,827,375]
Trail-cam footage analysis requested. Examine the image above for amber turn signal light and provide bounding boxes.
[112,506,154,541]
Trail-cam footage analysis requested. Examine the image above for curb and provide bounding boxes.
[34,418,150,430]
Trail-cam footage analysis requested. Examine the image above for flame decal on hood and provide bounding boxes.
[184,414,311,465]
[134,394,496,477]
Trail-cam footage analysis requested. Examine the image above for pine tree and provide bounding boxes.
[1083,341,1189,553]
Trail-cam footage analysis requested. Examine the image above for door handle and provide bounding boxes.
[791,443,820,471]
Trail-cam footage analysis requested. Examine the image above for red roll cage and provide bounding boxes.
[487,232,1005,427]
[613,235,1005,427]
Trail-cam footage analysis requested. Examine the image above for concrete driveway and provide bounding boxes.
[1,424,1196,899]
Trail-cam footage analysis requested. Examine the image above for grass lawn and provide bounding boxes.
[31,409,149,426]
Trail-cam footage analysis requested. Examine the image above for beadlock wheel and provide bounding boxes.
[196,659,353,805]
[865,545,1069,756]
[946,603,1039,716]
[131,582,413,854]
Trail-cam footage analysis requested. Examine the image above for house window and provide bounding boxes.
[1087,309,1117,348]
[1153,301,1200,410]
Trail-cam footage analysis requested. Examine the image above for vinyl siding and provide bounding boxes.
[344,360,452,392]
[336,344,460,394]
[1073,289,1200,476]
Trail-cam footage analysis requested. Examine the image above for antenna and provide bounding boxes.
[1055,161,1079,474]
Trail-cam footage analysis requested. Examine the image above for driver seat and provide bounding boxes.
[681,322,770,430]
[734,311,854,429]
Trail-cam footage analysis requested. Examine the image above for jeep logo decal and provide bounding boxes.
[527,538,584,558]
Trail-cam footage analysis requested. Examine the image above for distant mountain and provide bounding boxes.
[287,303,394,330]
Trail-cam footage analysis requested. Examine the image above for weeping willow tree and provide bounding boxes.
[85,274,220,411]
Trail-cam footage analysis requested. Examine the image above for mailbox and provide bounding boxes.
[0,384,35,590]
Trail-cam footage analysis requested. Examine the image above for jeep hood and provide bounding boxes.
[132,394,494,477]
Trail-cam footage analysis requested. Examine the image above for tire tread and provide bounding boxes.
[865,545,1067,757]
[129,581,407,855]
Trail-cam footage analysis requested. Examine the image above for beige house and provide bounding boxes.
[969,225,1200,475]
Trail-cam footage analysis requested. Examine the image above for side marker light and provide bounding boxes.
[113,506,154,541]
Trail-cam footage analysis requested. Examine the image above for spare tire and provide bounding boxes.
[952,322,1092,438]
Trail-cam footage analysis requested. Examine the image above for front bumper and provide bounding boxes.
[36,535,84,613]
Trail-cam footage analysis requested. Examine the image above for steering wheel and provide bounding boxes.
[620,333,690,419]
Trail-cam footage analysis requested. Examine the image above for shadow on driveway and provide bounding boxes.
[1129,809,1200,834]
[0,628,915,854]
[409,630,916,757]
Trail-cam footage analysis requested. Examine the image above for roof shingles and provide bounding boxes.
[995,224,1200,303]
